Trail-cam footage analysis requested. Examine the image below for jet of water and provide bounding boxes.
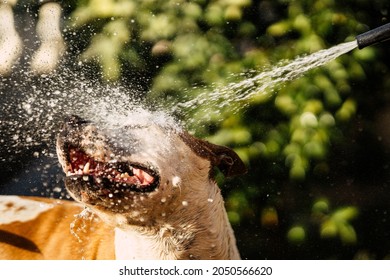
[1,40,358,162]
[173,41,358,126]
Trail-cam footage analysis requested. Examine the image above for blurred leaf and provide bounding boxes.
[261,207,279,227]
[287,226,306,243]
[332,206,359,222]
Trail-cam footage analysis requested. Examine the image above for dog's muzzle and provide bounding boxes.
[56,115,160,211]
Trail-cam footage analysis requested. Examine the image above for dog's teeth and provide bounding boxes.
[82,176,89,181]
[120,172,131,179]
[83,162,90,174]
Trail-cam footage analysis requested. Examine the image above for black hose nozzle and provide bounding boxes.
[356,22,390,49]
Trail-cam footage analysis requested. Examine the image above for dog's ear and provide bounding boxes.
[179,132,247,177]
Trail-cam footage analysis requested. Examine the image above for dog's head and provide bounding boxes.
[56,112,247,228]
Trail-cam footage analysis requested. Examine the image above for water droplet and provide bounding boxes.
[172,176,181,187]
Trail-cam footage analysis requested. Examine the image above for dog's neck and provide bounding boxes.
[112,180,240,260]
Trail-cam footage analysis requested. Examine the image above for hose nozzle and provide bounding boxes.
[356,22,390,49]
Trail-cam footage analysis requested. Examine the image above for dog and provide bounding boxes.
[0,112,247,259]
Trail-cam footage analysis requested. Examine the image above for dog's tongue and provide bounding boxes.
[110,167,154,186]
[133,168,154,185]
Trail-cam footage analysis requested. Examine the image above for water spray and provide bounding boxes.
[356,22,390,49]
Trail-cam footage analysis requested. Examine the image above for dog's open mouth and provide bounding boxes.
[66,146,159,194]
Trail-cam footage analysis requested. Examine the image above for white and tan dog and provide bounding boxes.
[0,113,246,259]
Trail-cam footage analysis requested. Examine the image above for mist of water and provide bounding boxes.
[0,68,177,159]
[1,40,358,157]
[0,68,174,197]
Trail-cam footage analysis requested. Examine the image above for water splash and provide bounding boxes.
[173,41,358,125]
[0,67,178,196]
[1,40,358,194]
[70,206,95,243]
[0,41,358,159]
[0,69,178,160]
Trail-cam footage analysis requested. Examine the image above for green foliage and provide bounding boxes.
[68,0,390,258]
[287,225,306,244]
[313,199,359,244]
[285,199,359,245]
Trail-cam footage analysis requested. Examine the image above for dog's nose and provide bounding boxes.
[64,115,89,127]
